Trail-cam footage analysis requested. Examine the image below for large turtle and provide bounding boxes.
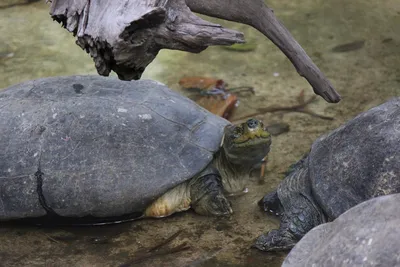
[282,193,400,267]
[0,75,271,224]
[254,97,400,251]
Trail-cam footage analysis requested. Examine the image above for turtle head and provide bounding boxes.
[222,118,271,166]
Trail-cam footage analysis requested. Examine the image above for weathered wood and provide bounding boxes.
[48,0,244,80]
[48,0,341,103]
[186,0,341,103]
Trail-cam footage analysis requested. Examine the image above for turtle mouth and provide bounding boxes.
[233,132,271,148]
[226,118,272,148]
[223,119,272,166]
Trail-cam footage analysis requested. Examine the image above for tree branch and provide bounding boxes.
[185,0,341,103]
[48,0,341,103]
[49,0,244,80]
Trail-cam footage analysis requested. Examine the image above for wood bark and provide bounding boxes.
[48,0,244,80]
[186,0,341,103]
[48,0,341,103]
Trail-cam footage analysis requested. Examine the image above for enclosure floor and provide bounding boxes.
[0,0,399,266]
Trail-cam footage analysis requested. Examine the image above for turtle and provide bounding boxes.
[282,193,400,267]
[253,97,400,251]
[0,75,272,225]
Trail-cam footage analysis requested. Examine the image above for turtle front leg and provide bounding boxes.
[254,191,297,251]
[258,190,283,216]
[190,174,233,216]
[255,167,326,251]
[253,216,299,251]
[254,193,325,252]
[253,229,296,251]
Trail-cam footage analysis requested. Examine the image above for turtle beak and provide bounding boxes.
[222,119,272,165]
[233,119,271,146]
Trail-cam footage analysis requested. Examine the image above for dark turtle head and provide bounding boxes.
[222,118,271,166]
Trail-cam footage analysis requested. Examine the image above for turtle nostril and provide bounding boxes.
[247,119,258,129]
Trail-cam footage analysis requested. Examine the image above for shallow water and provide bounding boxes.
[0,0,399,266]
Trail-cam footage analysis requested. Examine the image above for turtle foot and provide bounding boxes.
[258,191,282,216]
[190,173,233,216]
[252,229,297,252]
[193,193,233,216]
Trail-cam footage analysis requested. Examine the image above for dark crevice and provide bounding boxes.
[25,168,144,227]
[35,168,59,217]
[8,211,144,227]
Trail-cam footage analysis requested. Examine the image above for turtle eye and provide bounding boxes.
[232,127,243,138]
[246,119,258,129]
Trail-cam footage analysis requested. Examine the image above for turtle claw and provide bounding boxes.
[211,194,233,216]
[226,187,248,197]
[258,191,282,216]
[192,192,233,216]
[252,229,296,252]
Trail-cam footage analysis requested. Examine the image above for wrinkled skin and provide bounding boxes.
[253,159,324,252]
[192,118,272,216]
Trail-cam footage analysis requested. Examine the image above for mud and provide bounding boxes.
[1,0,400,266]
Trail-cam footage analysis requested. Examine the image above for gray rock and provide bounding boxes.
[283,193,400,267]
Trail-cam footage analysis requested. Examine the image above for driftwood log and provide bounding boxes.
[48,0,341,103]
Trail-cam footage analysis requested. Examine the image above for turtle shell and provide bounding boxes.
[0,75,230,221]
[282,193,400,267]
[308,98,400,220]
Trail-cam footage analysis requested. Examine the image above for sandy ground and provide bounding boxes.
[0,0,399,266]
